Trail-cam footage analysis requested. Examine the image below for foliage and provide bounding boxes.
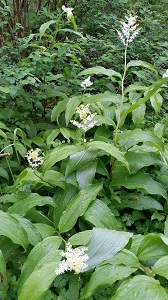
[0,1,168,299]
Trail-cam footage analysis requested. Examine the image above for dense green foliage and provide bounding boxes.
[0,0,168,299]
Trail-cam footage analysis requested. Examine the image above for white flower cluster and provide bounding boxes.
[163,69,168,78]
[117,15,140,45]
[55,243,88,275]
[80,76,93,88]
[71,104,97,132]
[62,5,73,20]
[25,148,44,169]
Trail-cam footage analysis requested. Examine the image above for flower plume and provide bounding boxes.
[117,14,140,45]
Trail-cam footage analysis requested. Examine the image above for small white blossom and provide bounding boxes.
[117,14,140,45]
[80,76,93,88]
[70,104,97,132]
[163,69,168,78]
[62,5,73,20]
[25,148,44,169]
[55,243,88,275]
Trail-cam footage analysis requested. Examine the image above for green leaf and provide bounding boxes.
[137,234,168,260]
[51,99,68,122]
[78,66,122,79]
[18,237,62,300]
[13,214,42,246]
[84,199,119,230]
[87,141,129,170]
[132,103,146,125]
[65,95,83,125]
[122,77,168,116]
[114,195,163,211]
[127,60,158,74]
[34,224,56,239]
[66,148,98,176]
[150,92,163,114]
[0,250,6,278]
[8,193,55,216]
[152,255,168,279]
[81,250,139,299]
[125,152,163,174]
[42,145,83,172]
[0,210,28,250]
[76,161,97,189]
[85,228,133,271]
[111,275,167,300]
[111,172,167,199]
[0,167,9,180]
[60,127,71,140]
[69,231,92,246]
[58,183,102,233]
[39,20,56,38]
[43,170,66,189]
[118,128,164,152]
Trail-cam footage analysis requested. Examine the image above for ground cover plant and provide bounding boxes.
[0,1,168,299]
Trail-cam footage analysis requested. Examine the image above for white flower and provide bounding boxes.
[70,104,97,132]
[80,76,93,88]
[62,5,73,20]
[117,15,140,45]
[25,148,44,169]
[163,69,168,78]
[55,243,88,275]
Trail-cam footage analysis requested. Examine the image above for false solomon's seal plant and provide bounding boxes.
[1,6,168,300]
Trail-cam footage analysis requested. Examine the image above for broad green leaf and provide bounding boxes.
[8,193,55,216]
[43,170,66,189]
[150,92,163,114]
[52,186,78,229]
[58,183,102,233]
[0,129,7,139]
[83,199,119,230]
[13,214,42,246]
[125,151,163,174]
[65,95,83,125]
[78,66,122,79]
[0,210,28,250]
[137,234,168,260]
[114,195,163,211]
[164,216,168,237]
[46,129,59,146]
[111,275,167,300]
[18,236,62,300]
[42,145,83,172]
[132,103,146,125]
[0,250,6,278]
[0,167,9,180]
[14,168,42,186]
[51,99,68,122]
[87,141,129,170]
[124,84,148,94]
[81,249,139,299]
[60,127,71,140]
[122,77,168,117]
[66,53,81,66]
[111,172,167,199]
[59,28,84,39]
[34,223,56,239]
[39,20,56,38]
[69,231,92,246]
[84,228,133,271]
[152,255,168,279]
[127,60,158,74]
[66,148,98,176]
[118,128,164,152]
[76,161,97,189]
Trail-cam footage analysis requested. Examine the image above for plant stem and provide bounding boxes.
[114,42,128,145]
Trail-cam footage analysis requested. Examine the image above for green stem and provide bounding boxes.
[114,42,128,145]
